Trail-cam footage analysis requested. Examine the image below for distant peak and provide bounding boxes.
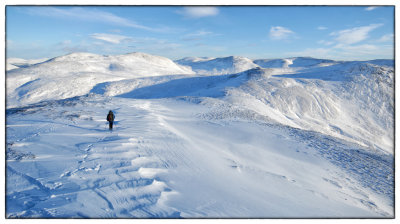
[51,52,102,62]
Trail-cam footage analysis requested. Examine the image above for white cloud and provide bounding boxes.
[377,34,394,43]
[335,44,379,54]
[289,47,331,58]
[296,22,392,60]
[333,44,393,59]
[185,30,214,37]
[317,26,328,30]
[330,23,383,45]
[177,7,219,18]
[365,6,379,11]
[109,29,122,33]
[290,42,393,60]
[182,30,217,41]
[90,33,133,44]
[318,40,334,46]
[25,7,166,32]
[269,26,295,40]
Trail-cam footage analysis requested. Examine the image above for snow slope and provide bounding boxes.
[223,62,394,154]
[6,95,393,218]
[5,52,394,218]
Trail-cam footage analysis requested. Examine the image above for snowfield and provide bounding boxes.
[6,52,394,218]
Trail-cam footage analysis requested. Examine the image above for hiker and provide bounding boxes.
[107,110,115,130]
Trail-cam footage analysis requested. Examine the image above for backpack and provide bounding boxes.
[107,112,114,122]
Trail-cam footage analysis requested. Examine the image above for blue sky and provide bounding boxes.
[6,6,394,60]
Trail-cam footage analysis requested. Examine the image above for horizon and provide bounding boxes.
[5,50,396,62]
[6,6,394,61]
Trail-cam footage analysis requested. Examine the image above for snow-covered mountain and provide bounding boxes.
[6,52,394,218]
[6,52,194,108]
[223,62,393,154]
[253,57,337,68]
[6,57,49,71]
[175,55,259,75]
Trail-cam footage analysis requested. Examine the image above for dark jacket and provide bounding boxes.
[107,111,115,122]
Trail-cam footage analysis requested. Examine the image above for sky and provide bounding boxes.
[6,5,395,60]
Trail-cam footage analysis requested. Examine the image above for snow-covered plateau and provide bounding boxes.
[6,52,394,218]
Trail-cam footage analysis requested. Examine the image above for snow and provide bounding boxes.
[253,57,336,69]
[175,55,259,75]
[224,63,394,154]
[6,52,194,108]
[6,57,49,71]
[5,52,394,218]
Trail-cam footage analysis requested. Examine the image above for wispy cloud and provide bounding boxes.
[288,43,393,60]
[25,7,168,32]
[90,33,133,44]
[330,23,383,45]
[269,26,295,40]
[317,26,328,30]
[336,44,379,54]
[288,47,331,58]
[182,30,218,41]
[377,34,394,43]
[318,40,334,46]
[305,23,391,59]
[365,6,379,11]
[134,38,182,53]
[56,40,88,53]
[177,7,219,18]
[185,30,214,37]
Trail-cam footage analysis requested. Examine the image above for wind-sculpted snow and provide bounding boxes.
[6,95,393,217]
[6,52,394,218]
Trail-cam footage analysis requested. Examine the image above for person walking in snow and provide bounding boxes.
[107,110,115,130]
